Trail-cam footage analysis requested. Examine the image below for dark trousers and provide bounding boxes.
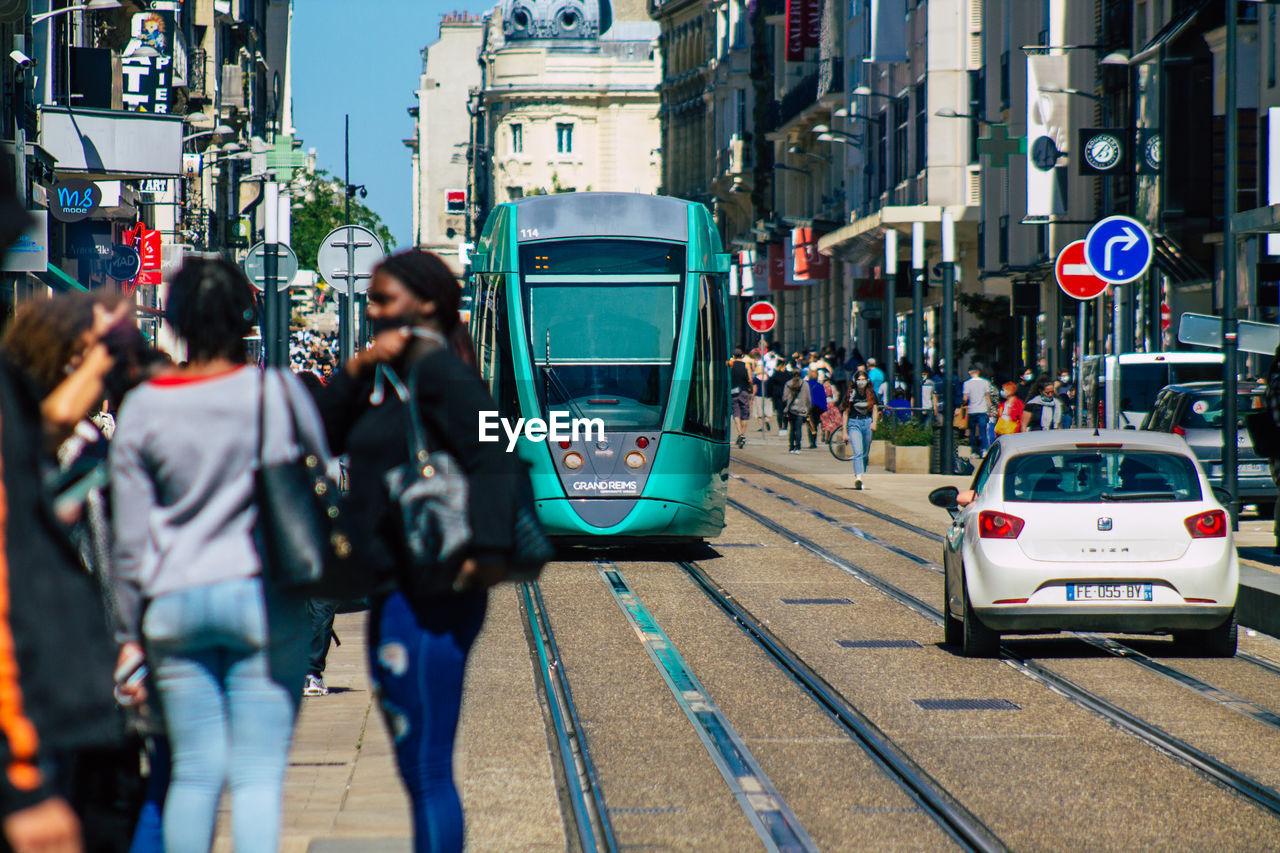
[308,599,338,677]
[787,413,804,450]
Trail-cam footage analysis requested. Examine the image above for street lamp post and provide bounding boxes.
[941,211,956,475]
[1223,0,1239,518]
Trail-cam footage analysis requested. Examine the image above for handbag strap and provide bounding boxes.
[257,368,311,466]
[391,327,448,466]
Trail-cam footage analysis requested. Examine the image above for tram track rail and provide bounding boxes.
[520,582,618,853]
[734,462,1280,685]
[727,496,1280,820]
[673,559,1009,853]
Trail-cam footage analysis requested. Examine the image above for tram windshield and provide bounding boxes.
[521,240,684,430]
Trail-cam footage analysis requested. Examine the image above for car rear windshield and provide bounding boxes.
[1003,449,1202,503]
[1180,391,1264,429]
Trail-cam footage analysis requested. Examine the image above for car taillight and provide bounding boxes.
[979,510,1025,539]
[1172,425,1186,437]
[1184,509,1226,539]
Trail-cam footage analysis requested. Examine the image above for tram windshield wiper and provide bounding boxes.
[543,331,587,422]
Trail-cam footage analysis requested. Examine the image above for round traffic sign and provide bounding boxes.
[243,242,299,292]
[1054,240,1107,300]
[746,301,777,333]
[317,226,385,295]
[1084,215,1153,284]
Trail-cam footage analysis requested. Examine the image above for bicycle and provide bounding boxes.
[827,423,853,461]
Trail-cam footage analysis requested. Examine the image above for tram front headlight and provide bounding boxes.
[563,451,584,470]
[624,451,646,469]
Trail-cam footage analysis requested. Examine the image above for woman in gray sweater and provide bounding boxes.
[109,259,325,853]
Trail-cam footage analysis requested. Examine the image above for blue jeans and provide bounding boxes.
[370,590,487,853]
[848,417,874,475]
[968,412,990,454]
[143,577,307,853]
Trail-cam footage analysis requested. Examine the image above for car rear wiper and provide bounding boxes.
[1099,491,1178,502]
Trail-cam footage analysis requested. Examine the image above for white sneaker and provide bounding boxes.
[303,674,328,696]
[853,476,863,490]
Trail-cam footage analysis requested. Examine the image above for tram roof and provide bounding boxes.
[511,192,692,243]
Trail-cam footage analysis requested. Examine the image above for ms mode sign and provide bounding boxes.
[51,179,101,223]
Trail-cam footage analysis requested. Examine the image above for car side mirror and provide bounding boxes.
[929,486,959,513]
[1211,485,1233,508]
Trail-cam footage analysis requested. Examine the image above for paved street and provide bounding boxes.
[238,430,1280,850]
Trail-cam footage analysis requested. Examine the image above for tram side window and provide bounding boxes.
[683,274,729,441]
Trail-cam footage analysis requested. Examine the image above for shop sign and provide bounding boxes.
[50,178,100,223]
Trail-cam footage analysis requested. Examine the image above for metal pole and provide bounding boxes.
[941,211,956,475]
[339,114,352,361]
[264,181,279,367]
[884,228,897,401]
[1076,299,1086,426]
[1223,0,1239,514]
[911,222,924,412]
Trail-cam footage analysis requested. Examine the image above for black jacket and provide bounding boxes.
[312,346,521,590]
[0,359,122,817]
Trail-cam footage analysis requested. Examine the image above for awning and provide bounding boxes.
[37,263,89,292]
[1130,0,1211,65]
[1152,230,1210,284]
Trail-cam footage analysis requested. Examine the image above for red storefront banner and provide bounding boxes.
[792,227,830,281]
[785,0,820,60]
[767,242,791,291]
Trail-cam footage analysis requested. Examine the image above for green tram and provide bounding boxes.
[467,192,730,541]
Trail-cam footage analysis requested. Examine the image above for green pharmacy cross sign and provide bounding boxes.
[977,124,1026,169]
[266,134,309,181]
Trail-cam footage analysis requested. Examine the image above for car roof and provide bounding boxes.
[1160,381,1262,394]
[1116,352,1224,364]
[994,428,1191,454]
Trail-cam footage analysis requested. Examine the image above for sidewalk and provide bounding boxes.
[213,584,565,852]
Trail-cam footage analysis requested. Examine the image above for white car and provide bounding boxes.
[929,429,1238,658]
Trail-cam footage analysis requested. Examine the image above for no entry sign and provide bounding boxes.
[746,301,777,333]
[1055,240,1108,300]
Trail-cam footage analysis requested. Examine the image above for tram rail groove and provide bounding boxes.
[675,559,1009,853]
[594,560,820,852]
[737,460,1280,694]
[520,582,618,853]
[727,498,1280,820]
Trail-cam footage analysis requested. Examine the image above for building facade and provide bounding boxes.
[407,13,484,274]
[468,0,662,233]
[0,0,295,349]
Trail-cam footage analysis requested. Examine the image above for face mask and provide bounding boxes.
[1023,372,1033,381]
[856,379,867,388]
[369,315,418,337]
[1000,389,1008,398]
[1059,374,1069,383]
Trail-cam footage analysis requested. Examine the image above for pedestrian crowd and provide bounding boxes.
[0,171,541,853]
[730,338,1079,490]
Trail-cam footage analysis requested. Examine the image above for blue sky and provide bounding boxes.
[292,0,493,250]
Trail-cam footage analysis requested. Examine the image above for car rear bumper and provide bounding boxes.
[974,604,1234,633]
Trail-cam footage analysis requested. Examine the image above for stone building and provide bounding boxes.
[468,0,662,230]
[407,13,484,274]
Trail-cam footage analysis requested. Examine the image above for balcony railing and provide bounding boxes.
[817,56,844,100]
[715,135,752,176]
[776,71,818,129]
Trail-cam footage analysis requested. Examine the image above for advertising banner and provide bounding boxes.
[121,11,175,113]
[792,227,830,281]
[868,0,907,63]
[2,211,47,273]
[1026,54,1069,216]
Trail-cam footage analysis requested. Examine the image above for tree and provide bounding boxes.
[289,169,396,275]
